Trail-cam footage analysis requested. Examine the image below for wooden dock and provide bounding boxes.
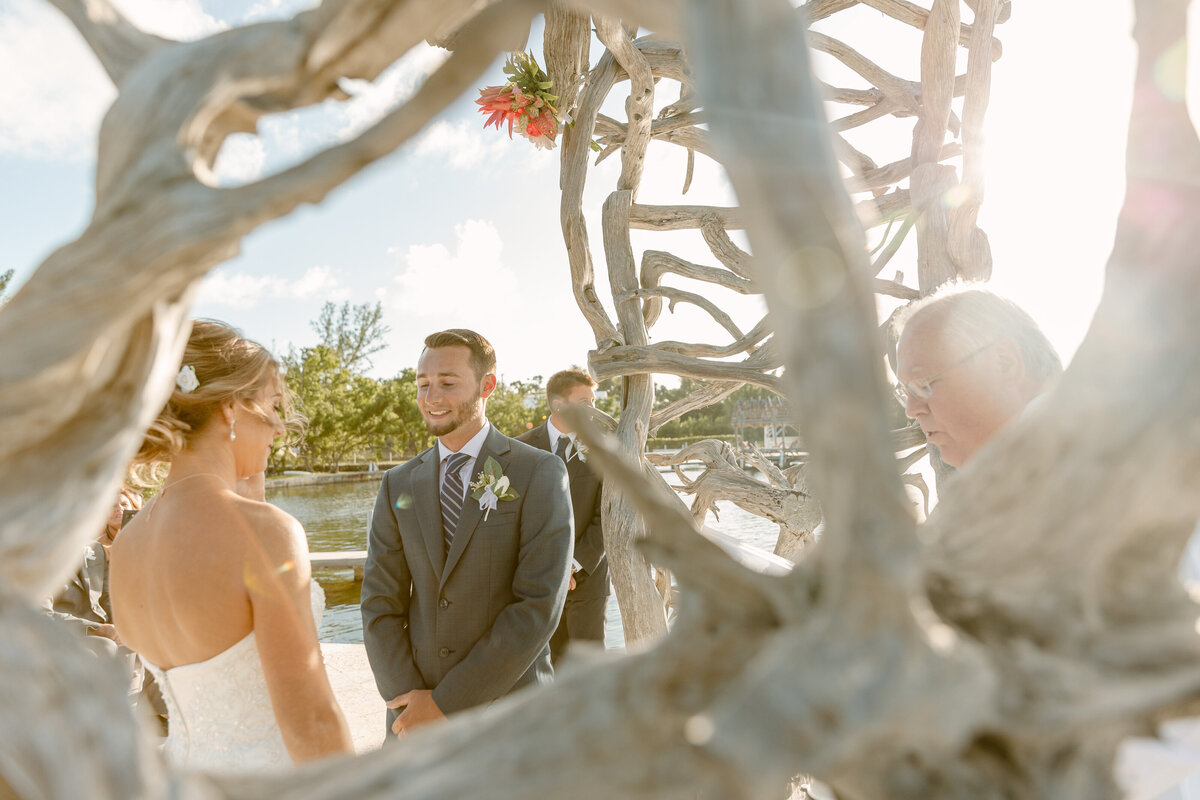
[310,550,367,579]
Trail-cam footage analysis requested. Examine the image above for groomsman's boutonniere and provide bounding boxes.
[569,439,588,464]
[469,457,520,521]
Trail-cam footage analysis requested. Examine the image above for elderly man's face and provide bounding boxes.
[896,315,1023,468]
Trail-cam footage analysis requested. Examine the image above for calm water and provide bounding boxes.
[267,470,780,649]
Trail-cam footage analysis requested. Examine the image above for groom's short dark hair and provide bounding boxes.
[423,329,496,380]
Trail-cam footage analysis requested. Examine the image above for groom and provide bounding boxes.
[361,329,573,739]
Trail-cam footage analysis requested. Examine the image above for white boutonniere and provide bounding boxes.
[568,438,588,463]
[175,364,200,393]
[469,456,520,520]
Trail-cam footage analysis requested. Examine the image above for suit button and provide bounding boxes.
[439,598,449,609]
[439,647,450,658]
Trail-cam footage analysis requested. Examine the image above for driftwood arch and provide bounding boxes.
[551,0,1003,639]
[3,0,1199,798]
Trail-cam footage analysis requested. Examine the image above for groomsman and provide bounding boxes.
[517,370,608,663]
[362,330,573,739]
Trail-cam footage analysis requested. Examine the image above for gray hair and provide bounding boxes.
[892,283,1063,383]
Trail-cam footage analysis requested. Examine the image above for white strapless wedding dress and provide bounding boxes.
[144,582,325,775]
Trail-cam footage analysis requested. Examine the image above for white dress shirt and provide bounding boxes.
[437,421,492,502]
[546,418,577,461]
[546,418,583,573]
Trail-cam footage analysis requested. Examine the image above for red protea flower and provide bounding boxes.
[476,83,521,137]
[523,108,558,150]
[474,52,561,150]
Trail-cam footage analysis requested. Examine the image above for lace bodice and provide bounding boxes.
[144,581,325,775]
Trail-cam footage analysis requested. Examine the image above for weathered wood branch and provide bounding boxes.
[809,31,922,116]
[701,220,755,279]
[947,0,1001,282]
[800,0,857,22]
[641,250,755,296]
[648,380,744,435]
[858,0,1003,61]
[626,286,748,341]
[832,96,905,131]
[544,2,591,121]
[647,439,823,560]
[559,48,624,347]
[44,0,170,85]
[629,203,745,230]
[590,343,785,390]
[601,186,669,643]
[596,19,654,196]
[652,317,772,359]
[820,82,885,107]
[857,188,910,225]
[594,113,717,160]
[846,142,962,194]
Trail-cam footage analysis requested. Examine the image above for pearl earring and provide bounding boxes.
[230,418,237,442]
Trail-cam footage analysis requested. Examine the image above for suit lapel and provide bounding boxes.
[411,446,445,574]
[441,426,512,585]
[529,423,551,453]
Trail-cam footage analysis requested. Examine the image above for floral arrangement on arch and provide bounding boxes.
[475,52,563,150]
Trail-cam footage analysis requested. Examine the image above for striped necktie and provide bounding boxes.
[554,435,570,463]
[441,452,471,555]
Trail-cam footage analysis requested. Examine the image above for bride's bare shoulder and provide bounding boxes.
[230,495,308,561]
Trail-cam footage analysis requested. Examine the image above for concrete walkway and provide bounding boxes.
[321,643,384,754]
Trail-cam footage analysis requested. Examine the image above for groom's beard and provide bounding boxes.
[423,398,481,437]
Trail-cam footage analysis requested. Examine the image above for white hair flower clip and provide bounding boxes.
[175,364,200,394]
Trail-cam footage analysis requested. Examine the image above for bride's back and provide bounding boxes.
[110,482,282,670]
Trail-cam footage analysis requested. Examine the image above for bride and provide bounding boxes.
[110,320,352,773]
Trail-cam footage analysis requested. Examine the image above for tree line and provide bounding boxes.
[273,302,780,472]
[276,302,624,472]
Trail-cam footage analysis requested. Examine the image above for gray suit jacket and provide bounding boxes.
[361,425,573,725]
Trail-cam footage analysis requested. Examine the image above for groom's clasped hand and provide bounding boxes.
[386,689,444,735]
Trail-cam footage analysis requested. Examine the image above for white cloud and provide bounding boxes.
[111,0,224,40]
[237,0,318,24]
[0,0,221,161]
[198,265,346,309]
[413,120,513,170]
[336,44,451,141]
[0,1,115,160]
[212,134,266,184]
[379,219,519,320]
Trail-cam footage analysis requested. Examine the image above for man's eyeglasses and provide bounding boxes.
[897,341,996,403]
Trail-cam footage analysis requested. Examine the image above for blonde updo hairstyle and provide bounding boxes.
[135,320,297,474]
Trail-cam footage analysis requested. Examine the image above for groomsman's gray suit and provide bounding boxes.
[361,425,573,734]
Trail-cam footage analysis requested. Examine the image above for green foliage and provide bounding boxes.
[652,379,780,443]
[488,377,548,437]
[275,301,420,472]
[647,434,737,451]
[0,269,13,305]
[594,378,623,418]
[312,300,389,372]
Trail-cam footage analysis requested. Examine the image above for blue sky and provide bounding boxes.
[1,0,1179,384]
